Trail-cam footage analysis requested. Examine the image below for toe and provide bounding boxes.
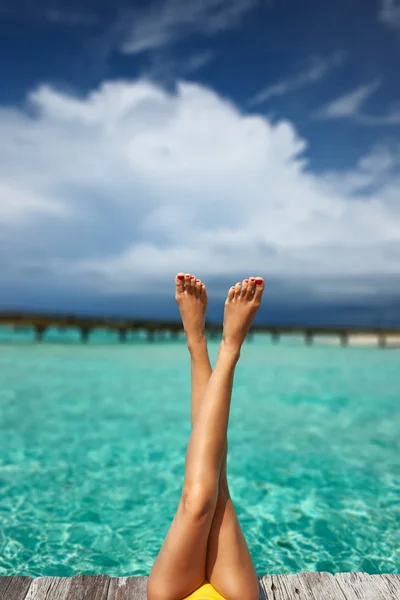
[227,285,235,302]
[184,273,192,292]
[246,277,256,298]
[254,277,264,303]
[190,275,197,291]
[175,273,185,294]
[234,282,241,298]
[240,279,249,298]
[201,283,207,297]
[195,278,202,296]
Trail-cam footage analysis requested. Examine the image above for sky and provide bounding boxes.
[1,0,400,325]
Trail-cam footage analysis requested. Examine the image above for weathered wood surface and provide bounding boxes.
[334,572,400,600]
[25,575,110,600]
[0,577,32,600]
[1,574,400,600]
[107,576,148,600]
[260,572,347,599]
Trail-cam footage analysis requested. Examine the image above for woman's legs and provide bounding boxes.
[148,273,215,600]
[148,274,264,600]
[181,276,258,599]
[206,278,263,600]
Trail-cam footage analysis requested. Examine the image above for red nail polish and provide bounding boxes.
[177,275,184,280]
[244,279,249,283]
[250,278,255,281]
[255,279,263,284]
[191,276,195,279]
[196,279,200,282]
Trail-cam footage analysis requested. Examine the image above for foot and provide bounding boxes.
[221,277,264,357]
[175,273,208,347]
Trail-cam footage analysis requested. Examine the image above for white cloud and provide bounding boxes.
[183,51,215,73]
[0,181,68,224]
[118,0,258,54]
[358,107,400,125]
[249,52,345,106]
[314,80,400,125]
[145,50,215,84]
[320,145,400,196]
[379,0,400,32]
[314,80,380,119]
[1,78,400,299]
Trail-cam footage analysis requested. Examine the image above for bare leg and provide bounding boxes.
[148,274,264,600]
[206,277,264,600]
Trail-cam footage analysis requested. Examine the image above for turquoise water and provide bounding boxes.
[0,335,399,577]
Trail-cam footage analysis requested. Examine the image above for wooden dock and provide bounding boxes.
[1,311,400,347]
[1,573,399,599]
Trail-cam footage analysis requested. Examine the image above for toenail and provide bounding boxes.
[244,279,248,282]
[255,279,263,284]
[250,278,255,281]
[177,275,184,280]
[196,279,200,282]
[191,276,195,279]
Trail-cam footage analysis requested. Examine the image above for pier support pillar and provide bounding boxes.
[340,332,349,347]
[119,329,127,343]
[147,330,155,342]
[271,331,280,343]
[209,330,221,340]
[80,327,90,343]
[305,332,314,346]
[35,325,47,342]
[378,334,387,348]
[170,330,179,341]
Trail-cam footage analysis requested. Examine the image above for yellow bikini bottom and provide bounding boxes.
[183,580,226,600]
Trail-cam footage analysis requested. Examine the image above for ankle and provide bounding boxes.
[218,339,241,363]
[187,334,207,355]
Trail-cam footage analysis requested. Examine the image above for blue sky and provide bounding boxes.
[1,0,400,324]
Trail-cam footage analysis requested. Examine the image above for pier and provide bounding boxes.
[1,573,399,599]
[0,311,400,347]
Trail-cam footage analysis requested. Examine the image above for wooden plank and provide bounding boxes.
[67,575,110,600]
[258,575,275,600]
[25,577,71,600]
[298,572,347,600]
[270,574,310,600]
[107,577,148,600]
[26,576,110,600]
[0,577,32,600]
[334,572,389,600]
[270,572,347,600]
[371,575,400,599]
[3,574,400,600]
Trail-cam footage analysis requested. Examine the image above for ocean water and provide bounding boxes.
[0,333,399,578]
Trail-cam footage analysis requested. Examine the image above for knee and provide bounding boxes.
[181,483,217,520]
[218,478,230,500]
